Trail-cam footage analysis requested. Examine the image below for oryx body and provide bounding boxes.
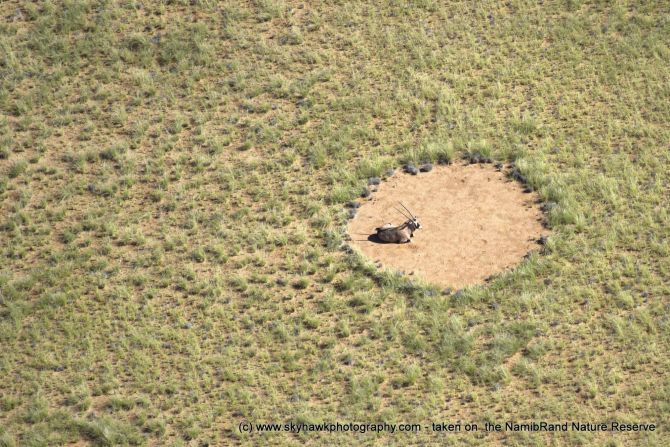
[375,203,422,243]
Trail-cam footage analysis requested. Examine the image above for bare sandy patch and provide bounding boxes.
[346,163,547,289]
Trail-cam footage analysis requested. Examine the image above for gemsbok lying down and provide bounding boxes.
[375,203,422,243]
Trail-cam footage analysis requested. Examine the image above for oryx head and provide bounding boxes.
[396,202,421,231]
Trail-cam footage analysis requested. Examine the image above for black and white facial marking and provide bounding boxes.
[408,217,421,233]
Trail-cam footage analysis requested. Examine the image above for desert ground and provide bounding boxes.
[347,163,547,289]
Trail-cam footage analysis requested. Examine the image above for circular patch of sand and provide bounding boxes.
[347,164,547,289]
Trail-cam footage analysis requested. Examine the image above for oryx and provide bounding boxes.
[375,203,422,243]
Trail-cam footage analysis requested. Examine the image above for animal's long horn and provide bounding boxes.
[394,206,412,220]
[399,202,415,219]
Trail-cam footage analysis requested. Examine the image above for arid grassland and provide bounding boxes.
[1,1,669,446]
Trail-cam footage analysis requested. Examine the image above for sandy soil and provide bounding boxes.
[346,163,547,289]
